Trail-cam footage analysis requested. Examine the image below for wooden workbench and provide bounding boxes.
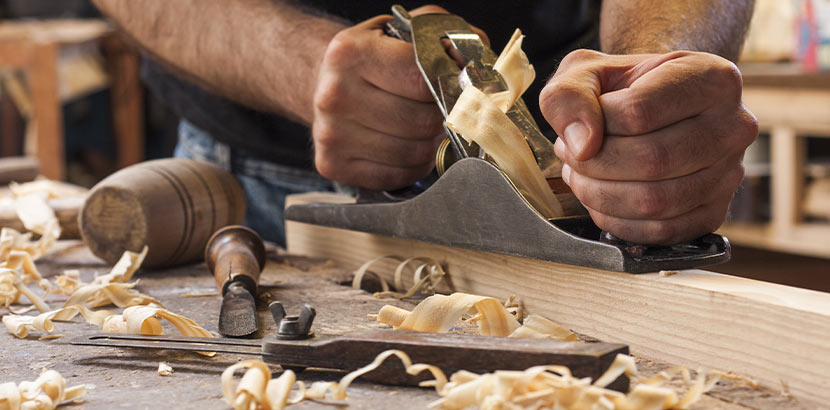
[0,241,804,409]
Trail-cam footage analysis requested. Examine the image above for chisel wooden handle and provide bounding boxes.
[205,225,266,293]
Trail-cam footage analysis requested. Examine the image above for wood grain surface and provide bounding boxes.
[0,241,806,409]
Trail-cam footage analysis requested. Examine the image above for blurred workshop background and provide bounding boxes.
[0,0,828,287]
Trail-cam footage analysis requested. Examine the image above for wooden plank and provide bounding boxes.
[285,192,830,406]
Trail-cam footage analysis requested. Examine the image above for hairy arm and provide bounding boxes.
[92,0,345,124]
[599,0,755,60]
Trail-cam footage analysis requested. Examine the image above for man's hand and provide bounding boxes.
[312,6,451,190]
[540,50,758,244]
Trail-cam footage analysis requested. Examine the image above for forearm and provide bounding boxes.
[93,0,345,124]
[599,0,755,61]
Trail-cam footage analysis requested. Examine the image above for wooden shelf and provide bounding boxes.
[731,65,830,258]
[0,19,143,180]
[718,222,830,258]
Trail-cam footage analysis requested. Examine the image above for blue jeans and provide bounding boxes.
[174,120,339,247]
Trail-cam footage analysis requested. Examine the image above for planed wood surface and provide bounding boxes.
[285,192,830,406]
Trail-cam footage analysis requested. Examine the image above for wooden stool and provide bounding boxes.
[0,19,143,180]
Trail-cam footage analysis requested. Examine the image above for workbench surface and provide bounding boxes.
[1,241,803,409]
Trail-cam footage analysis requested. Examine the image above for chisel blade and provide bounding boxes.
[218,281,258,337]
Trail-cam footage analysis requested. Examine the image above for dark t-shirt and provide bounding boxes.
[142,0,600,169]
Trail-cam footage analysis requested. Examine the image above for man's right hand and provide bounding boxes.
[312,7,451,190]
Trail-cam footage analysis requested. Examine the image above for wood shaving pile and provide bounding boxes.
[352,255,446,299]
[0,369,85,410]
[221,348,735,410]
[445,29,564,219]
[0,191,211,342]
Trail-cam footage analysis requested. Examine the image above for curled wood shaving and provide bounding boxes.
[351,255,396,293]
[0,369,85,410]
[490,29,535,112]
[221,361,299,410]
[445,29,563,219]
[221,350,446,409]
[447,85,563,219]
[0,195,60,314]
[219,349,726,410]
[508,314,579,341]
[8,180,87,199]
[0,187,61,261]
[1,246,209,345]
[218,345,746,410]
[90,246,148,285]
[373,292,577,341]
[3,305,113,338]
[375,293,520,336]
[62,281,162,309]
[13,193,59,237]
[352,255,447,299]
[52,270,80,295]
[0,268,50,314]
[101,304,212,338]
[0,226,56,261]
[429,352,732,410]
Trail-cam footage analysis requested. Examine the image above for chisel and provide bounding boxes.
[205,225,266,337]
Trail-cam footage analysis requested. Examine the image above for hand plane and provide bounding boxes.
[285,6,730,273]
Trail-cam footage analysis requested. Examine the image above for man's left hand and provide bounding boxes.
[539,50,758,244]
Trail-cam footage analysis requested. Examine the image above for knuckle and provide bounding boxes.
[313,150,338,180]
[635,142,670,179]
[618,96,654,135]
[313,78,347,114]
[727,163,746,191]
[634,186,669,218]
[539,80,585,121]
[708,59,743,103]
[738,107,760,147]
[312,124,340,152]
[325,30,361,68]
[560,49,602,68]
